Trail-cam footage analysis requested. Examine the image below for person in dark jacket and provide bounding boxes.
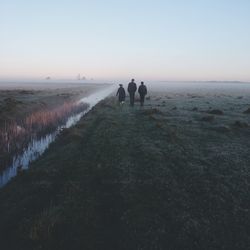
[116,84,126,104]
[138,81,147,106]
[127,79,137,106]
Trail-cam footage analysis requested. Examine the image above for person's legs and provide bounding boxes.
[130,93,135,106]
[118,97,122,105]
[132,93,134,106]
[120,97,125,105]
[140,94,145,106]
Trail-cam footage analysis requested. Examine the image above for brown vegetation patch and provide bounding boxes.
[201,115,215,122]
[243,108,250,114]
[233,121,249,128]
[207,109,224,115]
[140,108,163,116]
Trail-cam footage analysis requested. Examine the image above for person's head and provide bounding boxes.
[131,79,135,82]
[119,84,123,87]
[141,81,144,85]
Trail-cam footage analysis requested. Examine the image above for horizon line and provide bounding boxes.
[0,78,250,84]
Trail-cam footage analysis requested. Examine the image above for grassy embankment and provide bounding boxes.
[0,86,101,169]
[0,96,250,250]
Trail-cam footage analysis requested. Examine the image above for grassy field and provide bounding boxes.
[0,93,250,250]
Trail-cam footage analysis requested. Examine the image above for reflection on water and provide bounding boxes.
[0,85,115,187]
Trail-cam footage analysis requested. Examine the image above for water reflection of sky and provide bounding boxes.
[0,85,115,187]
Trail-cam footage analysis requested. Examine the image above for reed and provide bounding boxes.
[0,101,88,170]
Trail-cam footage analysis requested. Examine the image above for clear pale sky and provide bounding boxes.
[0,0,250,81]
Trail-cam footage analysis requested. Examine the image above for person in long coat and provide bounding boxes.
[116,84,126,104]
[127,79,137,106]
[138,81,147,106]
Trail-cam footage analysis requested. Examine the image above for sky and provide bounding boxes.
[0,0,250,82]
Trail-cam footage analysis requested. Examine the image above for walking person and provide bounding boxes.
[138,81,147,106]
[116,84,126,105]
[127,79,137,106]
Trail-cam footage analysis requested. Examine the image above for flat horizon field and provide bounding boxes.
[0,82,250,249]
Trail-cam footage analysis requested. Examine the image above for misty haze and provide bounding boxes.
[1,1,250,250]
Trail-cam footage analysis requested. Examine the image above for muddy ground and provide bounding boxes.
[0,89,250,250]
